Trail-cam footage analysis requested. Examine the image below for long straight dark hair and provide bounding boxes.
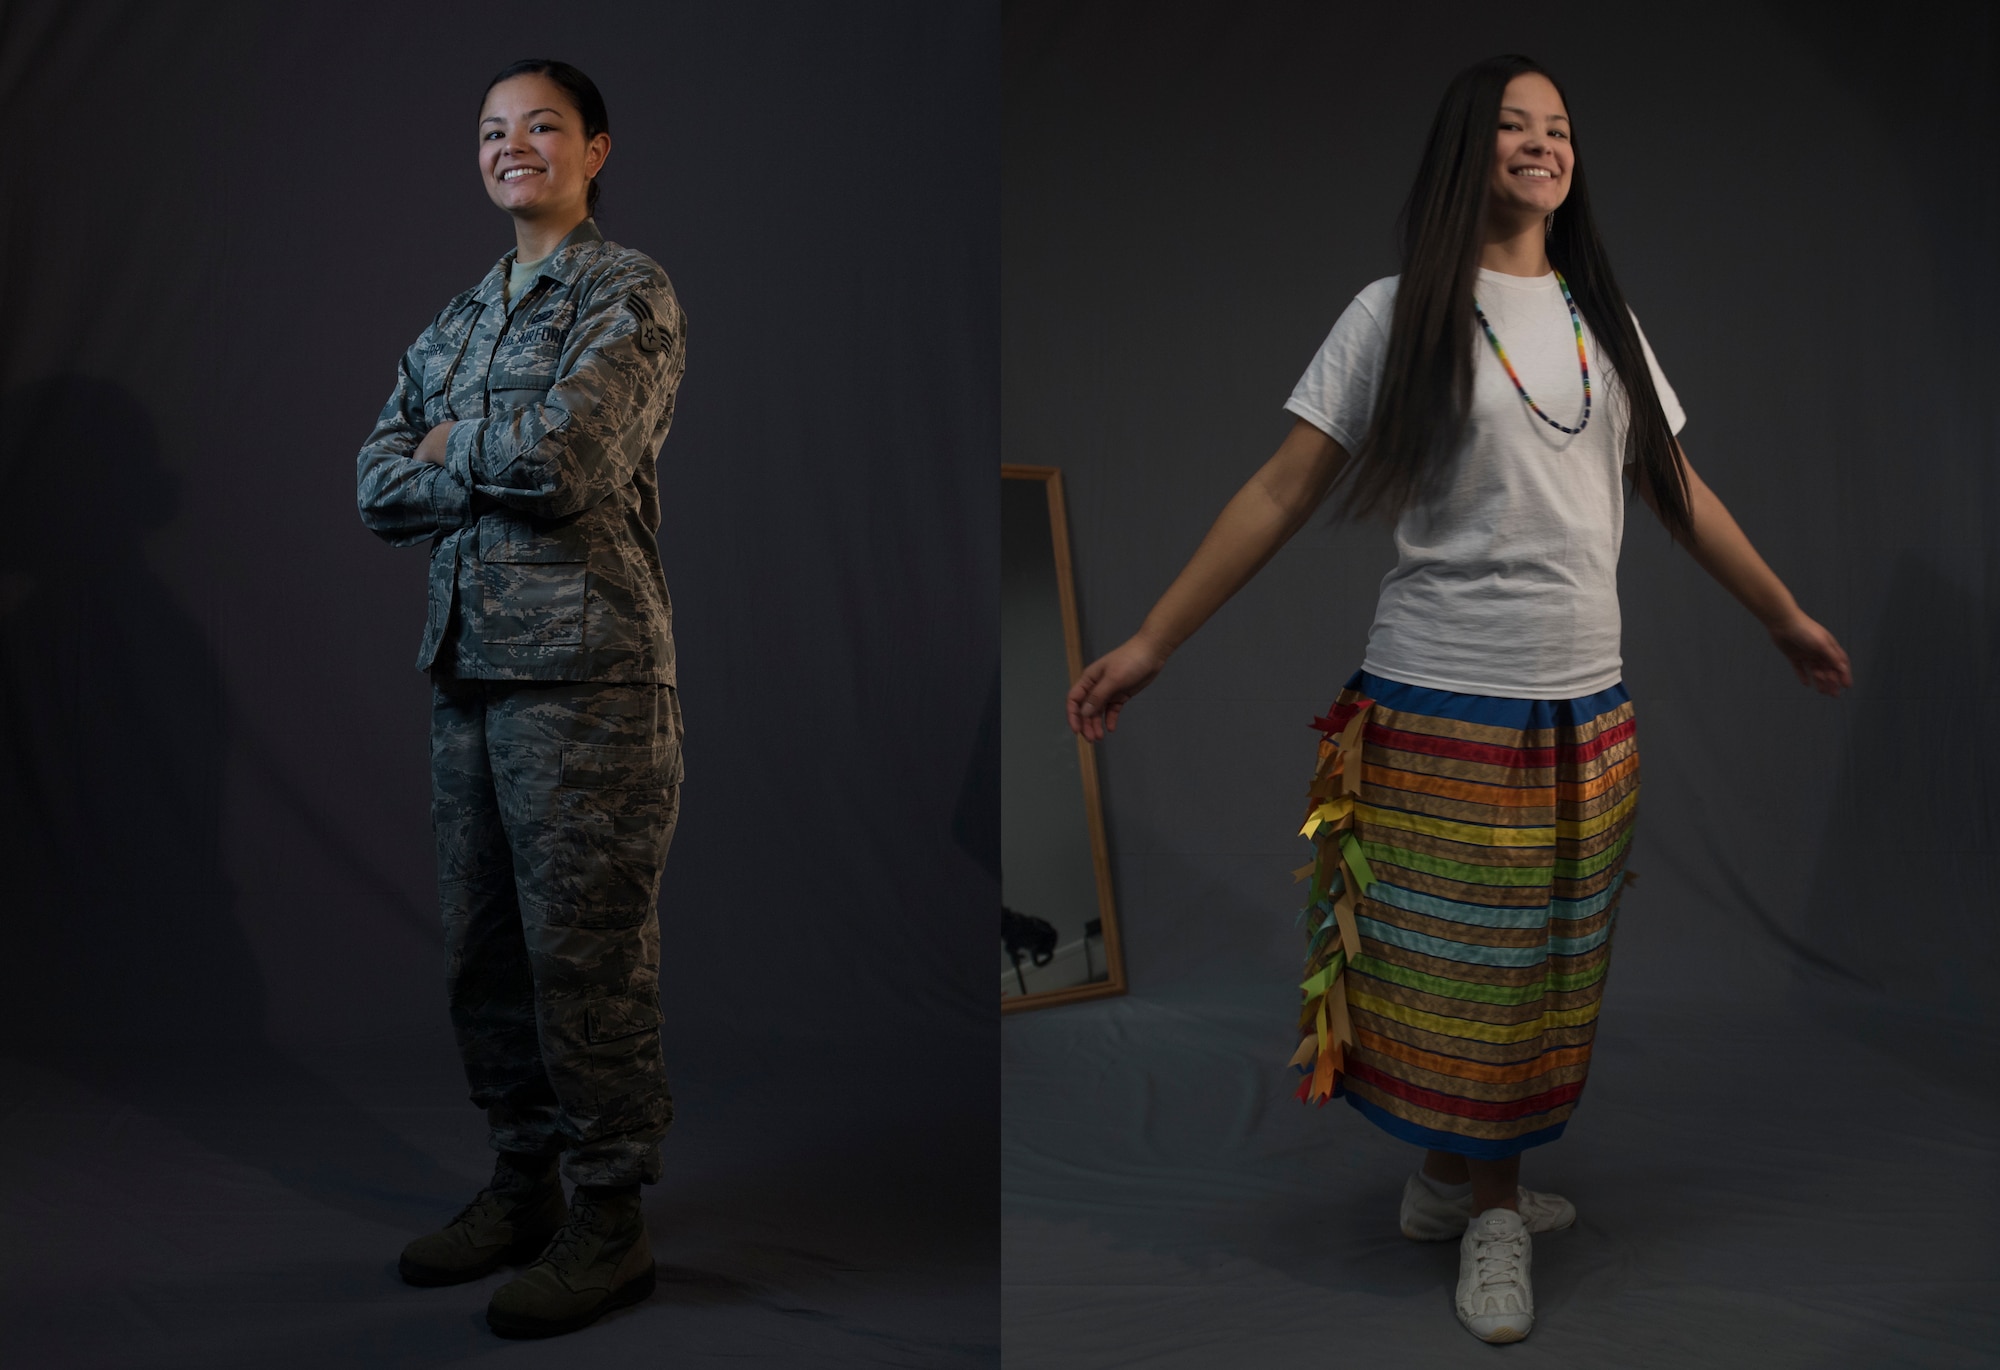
[1336,54,1691,537]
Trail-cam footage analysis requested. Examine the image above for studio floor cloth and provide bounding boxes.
[1290,670,1638,1158]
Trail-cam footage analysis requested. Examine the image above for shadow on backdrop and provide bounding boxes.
[0,375,464,1230]
[1801,553,1997,1023]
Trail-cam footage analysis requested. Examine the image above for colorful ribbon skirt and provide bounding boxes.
[1289,670,1638,1158]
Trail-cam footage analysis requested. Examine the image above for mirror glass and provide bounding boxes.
[1001,466,1124,1011]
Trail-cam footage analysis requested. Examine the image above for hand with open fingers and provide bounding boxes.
[1770,612,1851,697]
[1066,636,1169,742]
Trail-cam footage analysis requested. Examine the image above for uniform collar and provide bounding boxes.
[476,218,606,304]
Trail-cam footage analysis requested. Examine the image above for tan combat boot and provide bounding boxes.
[399,1151,567,1286]
[485,1183,655,1337]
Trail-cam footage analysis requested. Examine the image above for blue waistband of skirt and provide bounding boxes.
[1353,670,1630,732]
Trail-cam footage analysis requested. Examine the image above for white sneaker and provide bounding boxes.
[1455,1207,1534,1343]
[1399,1173,1576,1240]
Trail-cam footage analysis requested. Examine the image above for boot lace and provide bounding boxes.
[540,1191,604,1276]
[446,1186,511,1232]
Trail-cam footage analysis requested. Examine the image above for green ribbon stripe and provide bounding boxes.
[1360,840,1554,889]
[1358,823,1633,890]
[1552,828,1636,880]
[1357,956,1608,1006]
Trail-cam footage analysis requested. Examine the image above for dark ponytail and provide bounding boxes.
[481,58,611,216]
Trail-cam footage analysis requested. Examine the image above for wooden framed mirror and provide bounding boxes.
[1001,464,1126,1012]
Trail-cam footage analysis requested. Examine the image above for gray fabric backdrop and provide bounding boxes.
[1003,3,2000,1365]
[0,4,997,1365]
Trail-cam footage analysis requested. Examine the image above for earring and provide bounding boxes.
[1544,212,1554,236]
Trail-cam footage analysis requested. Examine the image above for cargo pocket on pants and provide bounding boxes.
[548,739,676,928]
[585,988,662,1045]
[583,987,666,1121]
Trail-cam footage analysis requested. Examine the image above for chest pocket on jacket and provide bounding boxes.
[479,517,587,646]
[421,305,483,424]
[488,300,573,405]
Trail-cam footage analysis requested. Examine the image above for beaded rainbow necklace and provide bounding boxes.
[1472,269,1591,436]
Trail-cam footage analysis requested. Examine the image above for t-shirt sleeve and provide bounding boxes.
[1630,310,1686,435]
[1284,285,1392,451]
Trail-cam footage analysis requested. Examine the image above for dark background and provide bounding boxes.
[1003,2,2000,1365]
[0,3,996,1366]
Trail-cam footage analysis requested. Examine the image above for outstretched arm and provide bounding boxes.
[1636,443,1851,696]
[1066,417,1350,741]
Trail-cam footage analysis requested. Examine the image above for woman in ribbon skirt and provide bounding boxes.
[1065,53,1850,1345]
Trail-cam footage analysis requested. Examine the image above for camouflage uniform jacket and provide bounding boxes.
[356,219,685,682]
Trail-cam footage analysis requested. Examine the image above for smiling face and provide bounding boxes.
[478,73,610,225]
[1488,72,1572,225]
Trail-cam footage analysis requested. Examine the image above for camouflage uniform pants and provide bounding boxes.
[429,675,682,1187]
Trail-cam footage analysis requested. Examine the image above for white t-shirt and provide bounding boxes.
[1285,269,1685,699]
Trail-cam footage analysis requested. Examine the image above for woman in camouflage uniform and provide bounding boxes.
[356,58,685,1339]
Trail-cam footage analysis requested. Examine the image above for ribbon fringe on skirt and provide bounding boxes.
[1289,670,1640,1158]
